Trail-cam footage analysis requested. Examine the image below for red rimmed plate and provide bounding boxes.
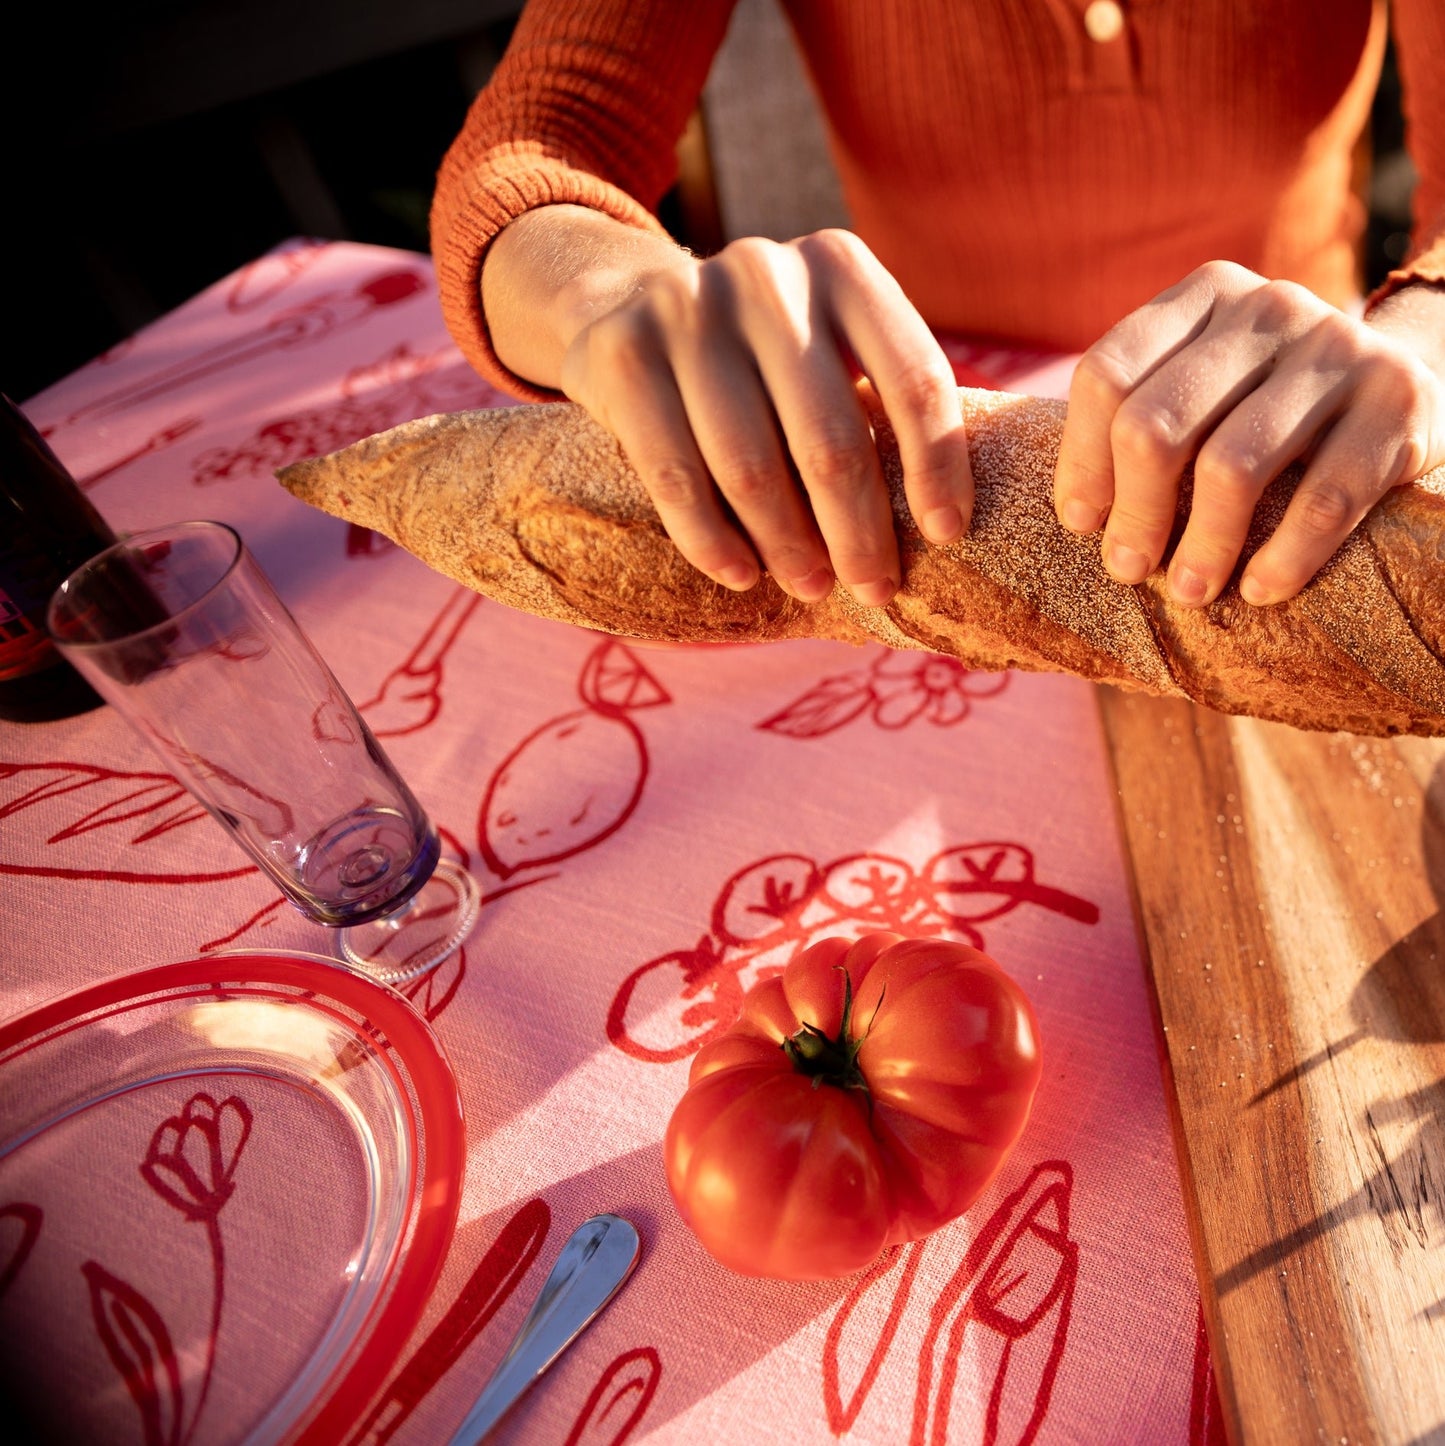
[0,952,465,1444]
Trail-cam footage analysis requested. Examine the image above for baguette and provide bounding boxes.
[277,387,1445,737]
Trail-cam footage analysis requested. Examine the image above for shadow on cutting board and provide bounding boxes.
[1219,758,1445,1297]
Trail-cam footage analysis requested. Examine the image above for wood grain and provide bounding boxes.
[1099,688,1445,1446]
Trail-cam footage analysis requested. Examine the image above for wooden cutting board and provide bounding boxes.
[1098,689,1445,1446]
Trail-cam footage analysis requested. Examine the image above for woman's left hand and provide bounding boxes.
[1053,260,1445,607]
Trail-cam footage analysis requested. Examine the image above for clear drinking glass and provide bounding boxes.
[47,520,479,981]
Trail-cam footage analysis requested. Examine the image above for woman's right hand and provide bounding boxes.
[484,206,972,606]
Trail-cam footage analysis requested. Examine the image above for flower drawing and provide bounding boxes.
[140,1093,252,1223]
[759,649,1009,738]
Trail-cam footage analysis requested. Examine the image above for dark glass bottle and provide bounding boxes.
[0,394,118,721]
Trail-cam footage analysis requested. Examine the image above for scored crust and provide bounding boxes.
[277,387,1445,737]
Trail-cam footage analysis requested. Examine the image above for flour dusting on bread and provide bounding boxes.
[278,388,1445,737]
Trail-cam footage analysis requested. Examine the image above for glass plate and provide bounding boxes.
[0,952,465,1445]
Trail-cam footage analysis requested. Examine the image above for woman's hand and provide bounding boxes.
[485,207,971,606]
[1053,260,1445,606]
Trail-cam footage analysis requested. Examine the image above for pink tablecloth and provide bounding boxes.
[2,240,1217,1444]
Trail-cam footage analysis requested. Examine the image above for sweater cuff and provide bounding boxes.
[1364,232,1445,314]
[431,149,672,402]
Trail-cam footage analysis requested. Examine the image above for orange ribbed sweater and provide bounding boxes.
[431,0,1445,401]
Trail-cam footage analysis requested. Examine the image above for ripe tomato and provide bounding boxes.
[663,932,1041,1279]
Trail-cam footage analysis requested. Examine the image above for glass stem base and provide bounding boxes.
[337,859,481,984]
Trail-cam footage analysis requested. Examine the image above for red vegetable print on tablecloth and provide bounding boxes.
[825,1160,1077,1445]
[0,762,249,885]
[609,843,1098,1064]
[188,343,507,490]
[358,589,483,739]
[347,1198,552,1444]
[760,649,1009,738]
[77,1091,254,1446]
[55,269,431,431]
[479,640,671,883]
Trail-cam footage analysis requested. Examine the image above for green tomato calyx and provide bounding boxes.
[782,966,875,1095]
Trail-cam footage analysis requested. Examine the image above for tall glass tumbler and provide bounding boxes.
[47,520,478,981]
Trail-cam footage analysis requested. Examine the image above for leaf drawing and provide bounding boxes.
[564,1346,662,1446]
[758,673,876,738]
[0,762,252,884]
[0,1202,42,1301]
[83,1261,184,1446]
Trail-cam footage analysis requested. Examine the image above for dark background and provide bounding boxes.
[4,0,527,404]
[2,3,1418,405]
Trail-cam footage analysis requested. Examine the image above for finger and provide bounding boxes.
[569,316,762,591]
[770,352,899,607]
[1238,372,1438,605]
[805,232,974,546]
[1055,261,1256,545]
[1101,278,1328,584]
[669,330,835,602]
[727,238,900,607]
[1166,362,1348,606]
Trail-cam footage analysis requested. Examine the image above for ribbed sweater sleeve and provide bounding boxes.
[430,0,737,398]
[432,2,1433,384]
[1369,0,1445,307]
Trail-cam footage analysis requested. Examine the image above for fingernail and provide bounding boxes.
[853,578,897,608]
[1239,573,1274,606]
[922,505,964,545]
[789,567,835,602]
[1062,498,1105,533]
[1170,563,1208,607]
[718,563,758,590]
[1105,541,1152,585]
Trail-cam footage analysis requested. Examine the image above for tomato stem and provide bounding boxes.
[782,966,870,1095]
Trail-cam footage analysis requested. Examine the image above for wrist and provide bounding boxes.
[484,205,696,391]
[1365,278,1445,383]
